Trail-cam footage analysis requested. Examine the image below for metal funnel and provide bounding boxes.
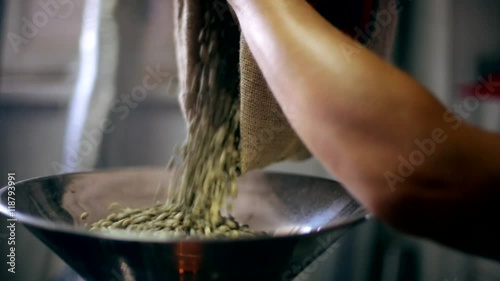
[0,168,368,281]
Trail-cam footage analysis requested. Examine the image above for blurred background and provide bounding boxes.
[1,0,500,280]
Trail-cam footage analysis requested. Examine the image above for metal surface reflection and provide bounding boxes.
[0,168,368,281]
[175,242,203,274]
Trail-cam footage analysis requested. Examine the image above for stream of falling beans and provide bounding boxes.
[88,1,263,238]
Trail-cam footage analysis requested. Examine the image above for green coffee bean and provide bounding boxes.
[80,212,89,220]
[204,226,211,235]
[225,220,237,230]
[217,225,230,233]
[101,221,112,228]
[173,212,183,220]
[156,213,169,221]
[108,202,120,210]
[106,214,118,221]
[115,213,128,220]
[131,216,149,224]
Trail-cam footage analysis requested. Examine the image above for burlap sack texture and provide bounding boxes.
[174,0,399,173]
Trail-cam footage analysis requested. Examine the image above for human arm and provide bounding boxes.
[228,0,500,259]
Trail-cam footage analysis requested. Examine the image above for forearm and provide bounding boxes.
[229,0,500,260]
[231,2,451,192]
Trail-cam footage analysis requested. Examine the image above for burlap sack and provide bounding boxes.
[175,0,399,173]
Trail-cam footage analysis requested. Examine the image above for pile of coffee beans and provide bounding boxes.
[88,1,264,239]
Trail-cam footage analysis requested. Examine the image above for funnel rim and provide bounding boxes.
[0,167,370,244]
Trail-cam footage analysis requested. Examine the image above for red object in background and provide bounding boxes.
[459,73,500,99]
[307,0,377,41]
